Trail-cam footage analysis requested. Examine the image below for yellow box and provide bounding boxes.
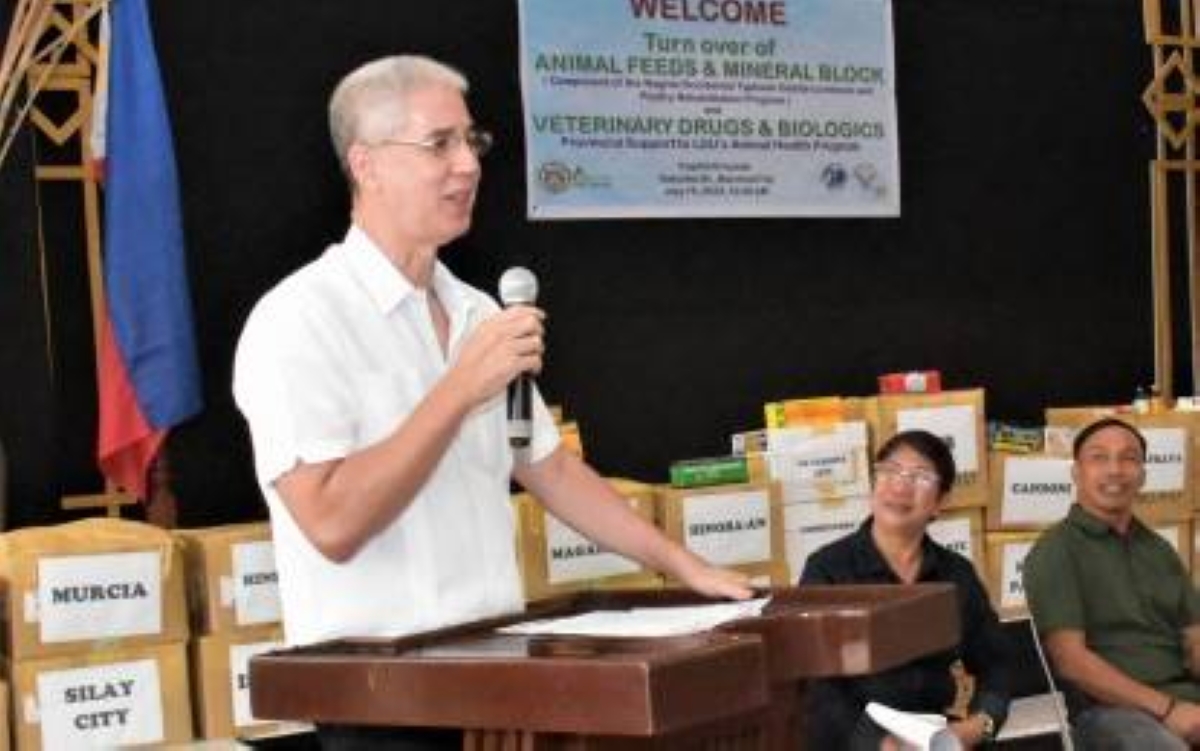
[10,641,192,750]
[1044,408,1194,523]
[659,482,789,587]
[190,626,289,740]
[559,421,584,458]
[764,396,875,430]
[985,451,1074,531]
[513,479,662,603]
[174,523,279,636]
[0,519,189,660]
[868,389,989,509]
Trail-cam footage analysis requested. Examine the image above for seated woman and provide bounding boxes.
[800,429,1012,749]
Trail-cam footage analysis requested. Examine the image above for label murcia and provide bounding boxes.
[51,581,149,604]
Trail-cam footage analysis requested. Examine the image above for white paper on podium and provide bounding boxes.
[866,702,963,751]
[497,597,771,638]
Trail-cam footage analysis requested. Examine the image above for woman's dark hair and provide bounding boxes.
[875,429,956,496]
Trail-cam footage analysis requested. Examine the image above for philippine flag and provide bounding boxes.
[95,0,202,500]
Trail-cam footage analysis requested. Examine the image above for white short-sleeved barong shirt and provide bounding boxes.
[234,226,559,646]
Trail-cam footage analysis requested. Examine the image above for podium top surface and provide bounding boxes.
[251,583,957,735]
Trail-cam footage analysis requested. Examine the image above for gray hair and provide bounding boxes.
[328,55,469,183]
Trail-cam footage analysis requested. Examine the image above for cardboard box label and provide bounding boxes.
[231,640,284,728]
[231,541,281,626]
[1002,457,1074,526]
[767,422,869,500]
[36,551,162,643]
[928,515,974,560]
[781,496,869,579]
[999,541,1034,610]
[1142,428,1187,494]
[35,658,164,748]
[545,510,640,584]
[683,490,771,566]
[897,405,979,473]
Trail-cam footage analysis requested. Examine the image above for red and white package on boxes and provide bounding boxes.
[878,370,942,394]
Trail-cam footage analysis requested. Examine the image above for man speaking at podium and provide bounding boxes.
[233,55,751,749]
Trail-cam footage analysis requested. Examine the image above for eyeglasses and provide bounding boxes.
[371,126,494,160]
[873,462,940,491]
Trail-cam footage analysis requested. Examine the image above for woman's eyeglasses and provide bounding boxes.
[873,462,940,491]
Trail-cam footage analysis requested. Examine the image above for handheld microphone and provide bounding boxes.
[498,267,539,448]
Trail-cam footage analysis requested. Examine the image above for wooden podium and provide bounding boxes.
[250,584,958,750]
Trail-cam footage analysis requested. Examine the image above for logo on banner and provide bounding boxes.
[537,161,612,194]
[820,161,886,196]
[820,163,847,190]
[853,162,886,196]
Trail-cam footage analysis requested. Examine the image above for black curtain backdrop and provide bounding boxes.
[1,0,1162,527]
[0,125,60,528]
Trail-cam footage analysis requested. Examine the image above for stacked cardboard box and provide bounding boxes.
[759,391,990,580]
[513,479,663,602]
[0,518,192,749]
[759,397,873,580]
[175,523,289,741]
[658,482,789,587]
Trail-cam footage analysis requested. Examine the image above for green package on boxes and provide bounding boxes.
[669,456,750,488]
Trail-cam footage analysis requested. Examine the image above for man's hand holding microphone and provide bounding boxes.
[446,267,544,423]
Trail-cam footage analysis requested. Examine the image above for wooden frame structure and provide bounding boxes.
[7,0,133,516]
[1144,0,1200,398]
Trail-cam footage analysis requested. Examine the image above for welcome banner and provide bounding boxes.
[518,0,899,219]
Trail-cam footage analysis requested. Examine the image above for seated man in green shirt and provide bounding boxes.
[1023,417,1200,749]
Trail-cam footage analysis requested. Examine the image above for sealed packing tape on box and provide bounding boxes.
[659,482,789,587]
[174,523,280,636]
[0,518,188,660]
[513,479,662,602]
[10,641,192,750]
